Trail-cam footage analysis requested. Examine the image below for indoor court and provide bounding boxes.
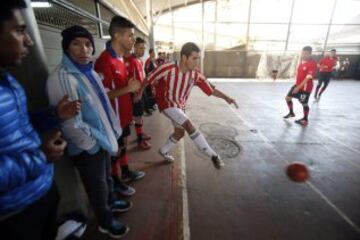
[1,0,360,240]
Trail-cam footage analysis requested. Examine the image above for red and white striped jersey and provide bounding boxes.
[147,61,214,111]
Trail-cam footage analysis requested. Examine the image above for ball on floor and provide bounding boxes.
[286,162,309,183]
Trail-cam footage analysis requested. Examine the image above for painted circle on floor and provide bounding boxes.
[199,122,238,138]
[206,136,241,158]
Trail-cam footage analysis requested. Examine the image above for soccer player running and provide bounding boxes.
[283,46,317,126]
[146,42,238,169]
[314,49,337,99]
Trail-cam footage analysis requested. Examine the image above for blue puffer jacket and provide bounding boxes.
[0,70,53,216]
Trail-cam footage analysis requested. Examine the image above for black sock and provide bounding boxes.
[286,100,294,114]
[121,165,130,175]
[303,106,309,121]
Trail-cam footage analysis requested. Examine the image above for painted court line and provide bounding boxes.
[179,139,191,240]
[227,104,360,234]
[315,127,360,155]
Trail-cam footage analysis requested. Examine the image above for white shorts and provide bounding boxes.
[162,107,189,129]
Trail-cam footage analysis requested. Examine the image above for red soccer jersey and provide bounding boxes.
[295,59,317,93]
[95,43,133,128]
[147,61,214,111]
[319,57,337,73]
[125,54,145,85]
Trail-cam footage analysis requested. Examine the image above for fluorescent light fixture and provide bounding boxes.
[31,2,52,8]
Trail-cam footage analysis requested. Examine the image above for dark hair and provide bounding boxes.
[180,42,200,58]
[0,0,27,29]
[330,49,336,52]
[109,16,135,37]
[135,37,145,45]
[149,48,154,54]
[302,46,312,53]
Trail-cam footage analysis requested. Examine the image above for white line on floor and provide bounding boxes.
[179,139,191,240]
[315,128,360,155]
[227,105,360,234]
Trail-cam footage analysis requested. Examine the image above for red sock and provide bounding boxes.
[119,153,129,167]
[287,100,294,113]
[135,123,143,136]
[303,106,309,120]
[112,157,120,176]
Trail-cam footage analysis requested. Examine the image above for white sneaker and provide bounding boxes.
[158,149,175,163]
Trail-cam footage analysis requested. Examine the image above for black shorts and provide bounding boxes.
[287,85,310,104]
[133,98,144,117]
[319,72,331,85]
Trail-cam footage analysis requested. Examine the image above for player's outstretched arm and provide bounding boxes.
[212,88,239,108]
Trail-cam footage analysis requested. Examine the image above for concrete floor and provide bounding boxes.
[82,79,360,240]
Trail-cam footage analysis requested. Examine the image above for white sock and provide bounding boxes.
[190,130,217,158]
[160,135,178,154]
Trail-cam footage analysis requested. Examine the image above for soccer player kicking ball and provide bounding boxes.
[283,46,317,126]
[146,42,238,169]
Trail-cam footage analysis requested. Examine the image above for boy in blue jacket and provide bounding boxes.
[0,1,80,239]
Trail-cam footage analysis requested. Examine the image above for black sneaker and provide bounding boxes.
[283,112,295,118]
[121,170,146,183]
[211,155,225,169]
[98,218,129,239]
[144,110,152,116]
[295,118,308,126]
[113,177,136,197]
[110,200,133,213]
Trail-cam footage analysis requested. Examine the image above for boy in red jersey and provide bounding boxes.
[283,46,317,126]
[144,48,157,113]
[315,49,337,99]
[95,16,145,196]
[125,37,151,150]
[156,52,166,66]
[146,42,238,169]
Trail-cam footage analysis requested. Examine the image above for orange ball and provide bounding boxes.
[286,162,309,183]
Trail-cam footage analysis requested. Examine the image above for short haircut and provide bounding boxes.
[302,46,312,53]
[109,16,135,37]
[135,37,145,45]
[149,48,154,54]
[180,42,200,58]
[0,0,27,30]
[330,49,336,52]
